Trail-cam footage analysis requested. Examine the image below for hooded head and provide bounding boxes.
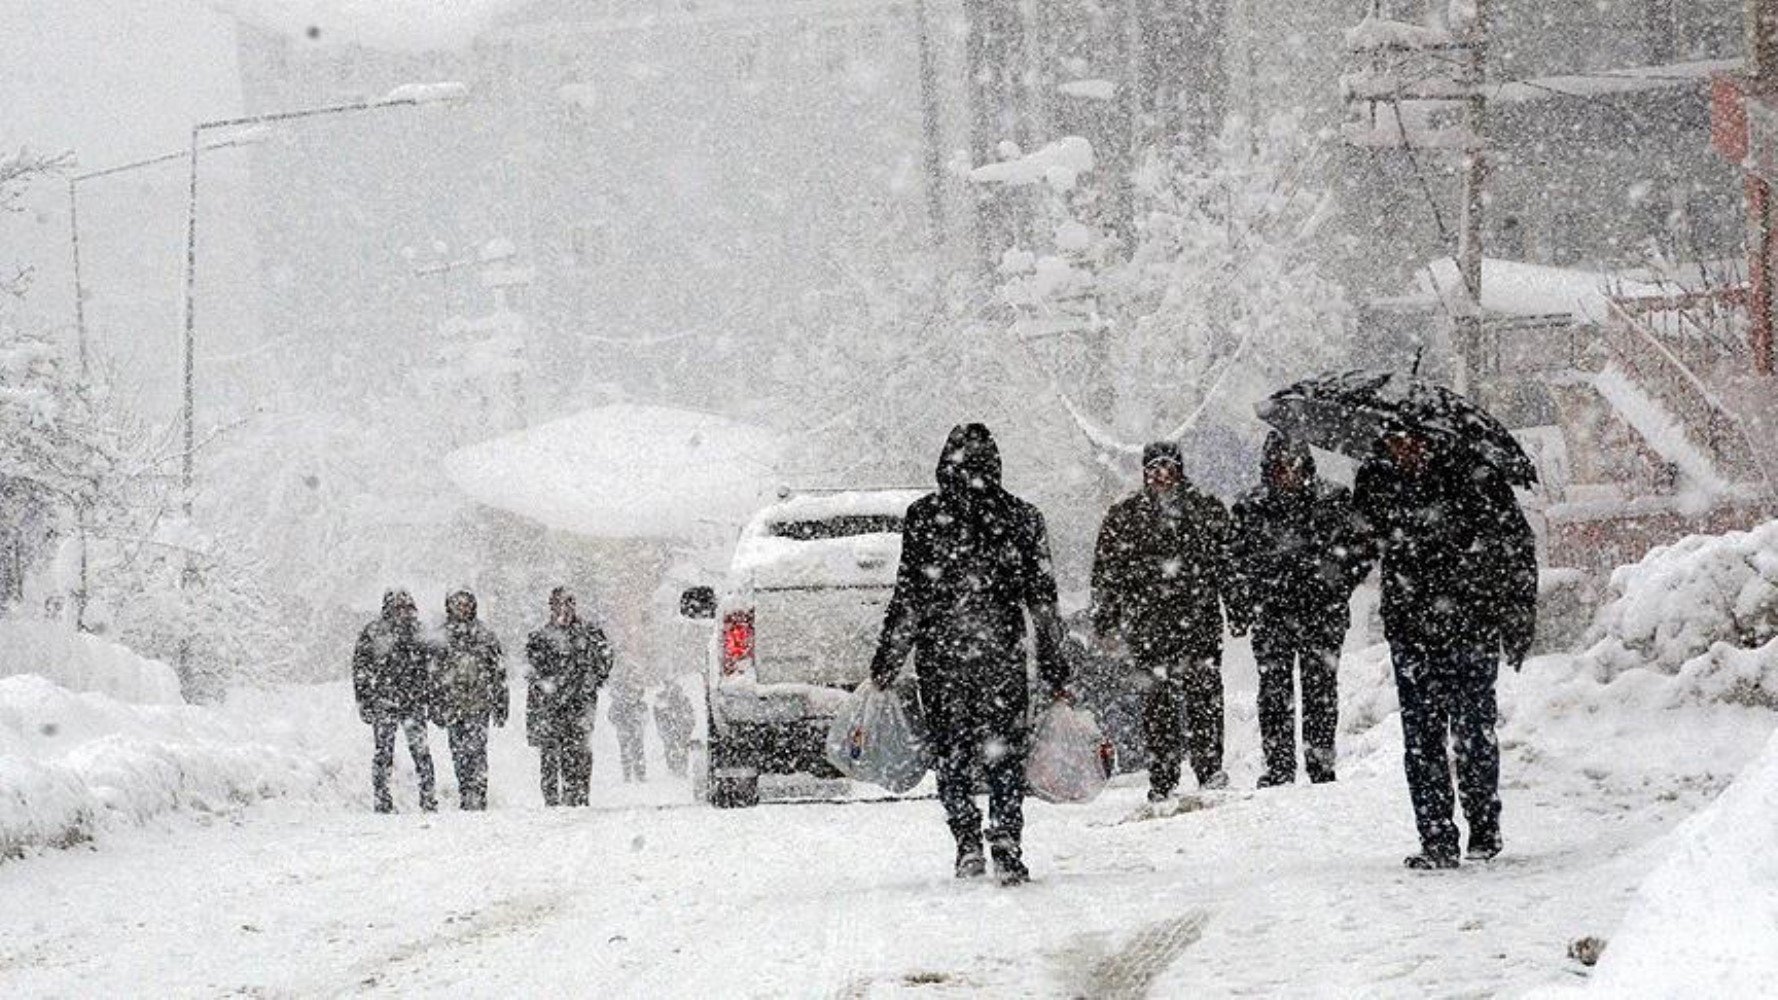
[936,423,1003,495]
[382,588,416,622]
[1141,440,1185,495]
[446,589,477,623]
[1262,432,1315,490]
[548,586,576,625]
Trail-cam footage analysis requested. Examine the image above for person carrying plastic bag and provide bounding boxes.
[1026,702,1114,804]
[824,681,929,794]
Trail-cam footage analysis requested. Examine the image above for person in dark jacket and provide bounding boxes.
[653,682,695,778]
[524,587,613,807]
[352,588,437,813]
[1091,441,1234,801]
[871,423,1068,886]
[1229,433,1374,787]
[1354,429,1537,869]
[608,675,649,783]
[432,589,508,811]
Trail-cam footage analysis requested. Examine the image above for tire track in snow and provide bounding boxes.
[344,892,566,994]
[1070,911,1209,999]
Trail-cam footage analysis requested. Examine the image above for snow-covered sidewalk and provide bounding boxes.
[0,650,1771,997]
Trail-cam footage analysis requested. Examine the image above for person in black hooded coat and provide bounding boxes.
[1228,433,1373,787]
[524,587,613,807]
[870,423,1068,886]
[352,588,438,813]
[1353,429,1537,870]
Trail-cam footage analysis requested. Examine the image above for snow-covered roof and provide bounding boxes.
[1492,58,1737,105]
[443,404,783,540]
[756,489,925,525]
[1419,257,1661,321]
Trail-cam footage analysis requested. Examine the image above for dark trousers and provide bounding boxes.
[1140,655,1224,796]
[539,729,592,807]
[446,721,491,810]
[1391,643,1501,856]
[371,717,436,812]
[1256,635,1341,784]
[933,719,1029,856]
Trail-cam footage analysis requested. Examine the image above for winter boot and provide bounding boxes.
[1466,830,1503,862]
[1402,849,1459,871]
[990,841,1029,886]
[1200,770,1230,791]
[1256,771,1293,789]
[954,838,987,880]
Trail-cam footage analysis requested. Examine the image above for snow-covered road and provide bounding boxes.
[3,654,1770,998]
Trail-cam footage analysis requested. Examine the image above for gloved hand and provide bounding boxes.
[868,671,896,692]
[493,707,509,728]
[1228,621,1250,639]
[1503,638,1531,673]
[1050,685,1072,705]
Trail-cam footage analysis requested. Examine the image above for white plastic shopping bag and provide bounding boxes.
[1025,702,1114,804]
[824,683,930,793]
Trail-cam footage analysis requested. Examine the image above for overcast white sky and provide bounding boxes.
[0,1,242,169]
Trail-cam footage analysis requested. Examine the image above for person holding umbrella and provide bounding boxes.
[1259,371,1538,869]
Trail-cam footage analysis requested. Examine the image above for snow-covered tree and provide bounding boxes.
[996,115,1354,492]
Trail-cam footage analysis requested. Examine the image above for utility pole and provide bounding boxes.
[1342,0,1489,391]
[1455,0,1490,395]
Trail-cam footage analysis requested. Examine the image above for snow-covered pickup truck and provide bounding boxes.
[679,489,923,808]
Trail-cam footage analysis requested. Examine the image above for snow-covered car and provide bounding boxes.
[679,488,923,808]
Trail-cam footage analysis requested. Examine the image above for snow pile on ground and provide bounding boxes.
[1564,728,1778,996]
[1580,519,1778,706]
[0,673,352,859]
[0,619,182,705]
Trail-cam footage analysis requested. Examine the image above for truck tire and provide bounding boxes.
[710,771,760,809]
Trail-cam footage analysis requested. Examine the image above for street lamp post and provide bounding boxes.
[65,137,262,630]
[179,83,469,516]
[174,83,467,690]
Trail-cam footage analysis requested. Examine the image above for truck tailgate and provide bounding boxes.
[754,586,891,690]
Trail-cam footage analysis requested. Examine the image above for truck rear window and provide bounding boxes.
[768,515,903,540]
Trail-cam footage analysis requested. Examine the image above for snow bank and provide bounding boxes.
[1421,257,1660,320]
[1581,520,1778,707]
[0,675,350,858]
[0,620,182,705]
[1573,728,1778,996]
[444,404,784,540]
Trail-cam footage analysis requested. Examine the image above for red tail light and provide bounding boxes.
[720,610,754,675]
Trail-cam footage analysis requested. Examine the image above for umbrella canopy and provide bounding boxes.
[1255,370,1538,486]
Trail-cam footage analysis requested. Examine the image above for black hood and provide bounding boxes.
[446,589,478,623]
[381,588,416,621]
[936,423,1003,495]
[1263,431,1315,487]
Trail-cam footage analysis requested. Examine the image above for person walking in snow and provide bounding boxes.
[870,423,1069,885]
[653,681,695,778]
[352,588,438,813]
[1353,429,1537,869]
[608,675,650,783]
[1228,433,1374,787]
[524,587,612,807]
[1091,441,1235,802]
[431,589,508,811]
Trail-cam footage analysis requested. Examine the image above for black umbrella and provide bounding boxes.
[1255,370,1538,486]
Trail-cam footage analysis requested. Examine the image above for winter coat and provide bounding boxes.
[1353,444,1538,661]
[870,423,1067,742]
[432,618,508,727]
[1228,442,1374,648]
[1091,482,1234,664]
[524,618,612,746]
[352,614,434,723]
